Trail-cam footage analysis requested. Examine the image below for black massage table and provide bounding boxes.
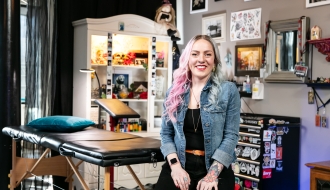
[2,99,164,190]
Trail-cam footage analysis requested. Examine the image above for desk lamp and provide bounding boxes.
[80,68,102,98]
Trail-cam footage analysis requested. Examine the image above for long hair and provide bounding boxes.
[164,35,226,123]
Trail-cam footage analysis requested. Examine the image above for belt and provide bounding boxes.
[185,149,205,156]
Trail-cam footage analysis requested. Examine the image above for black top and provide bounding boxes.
[183,109,204,150]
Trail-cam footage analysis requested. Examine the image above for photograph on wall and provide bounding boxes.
[230,8,262,41]
[112,73,129,98]
[235,44,263,77]
[202,13,226,43]
[190,0,208,14]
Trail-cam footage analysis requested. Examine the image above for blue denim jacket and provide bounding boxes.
[160,80,240,170]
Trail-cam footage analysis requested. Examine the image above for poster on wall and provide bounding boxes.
[230,8,262,41]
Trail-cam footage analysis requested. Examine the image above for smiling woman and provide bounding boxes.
[155,35,240,190]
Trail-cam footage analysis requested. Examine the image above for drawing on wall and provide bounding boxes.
[230,8,262,41]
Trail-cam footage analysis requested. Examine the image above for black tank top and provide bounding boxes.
[183,108,205,150]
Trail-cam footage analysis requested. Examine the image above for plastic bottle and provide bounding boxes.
[245,75,251,93]
[252,77,264,99]
[242,80,247,92]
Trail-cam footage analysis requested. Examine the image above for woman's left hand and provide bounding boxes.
[196,173,219,190]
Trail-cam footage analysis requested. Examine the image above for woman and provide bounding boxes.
[155,35,240,190]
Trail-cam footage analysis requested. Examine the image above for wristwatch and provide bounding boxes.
[170,158,178,165]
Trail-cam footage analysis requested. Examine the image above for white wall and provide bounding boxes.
[179,0,330,189]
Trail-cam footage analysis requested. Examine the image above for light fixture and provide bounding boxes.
[80,69,102,98]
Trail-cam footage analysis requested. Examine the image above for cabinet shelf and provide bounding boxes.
[239,132,260,138]
[237,158,260,165]
[308,38,330,62]
[239,91,252,98]
[237,142,260,148]
[234,173,260,182]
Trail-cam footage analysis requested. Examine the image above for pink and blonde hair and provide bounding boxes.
[163,35,225,123]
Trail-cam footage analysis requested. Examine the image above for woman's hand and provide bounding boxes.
[196,172,218,190]
[171,164,191,190]
[197,160,223,190]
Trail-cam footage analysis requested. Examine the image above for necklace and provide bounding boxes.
[192,109,201,132]
[190,88,200,108]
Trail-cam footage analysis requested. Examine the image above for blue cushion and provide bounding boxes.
[27,116,95,132]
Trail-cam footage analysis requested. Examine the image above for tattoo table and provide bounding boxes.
[2,99,163,190]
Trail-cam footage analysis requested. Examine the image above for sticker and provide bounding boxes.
[240,162,247,173]
[276,147,283,160]
[321,115,327,128]
[242,147,252,158]
[271,130,276,143]
[264,142,270,154]
[252,181,258,188]
[262,168,272,179]
[270,143,276,159]
[255,166,260,177]
[277,127,284,135]
[277,135,282,146]
[270,159,276,168]
[262,154,271,168]
[276,160,283,171]
[250,148,259,160]
[315,114,321,127]
[263,130,272,141]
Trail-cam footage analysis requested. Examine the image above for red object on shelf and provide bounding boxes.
[308,38,330,62]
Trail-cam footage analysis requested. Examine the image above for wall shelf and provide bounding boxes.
[308,38,330,62]
[239,91,252,98]
[306,83,330,88]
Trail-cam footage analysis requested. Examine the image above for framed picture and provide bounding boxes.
[306,0,330,8]
[135,58,146,66]
[112,73,130,98]
[190,0,208,14]
[202,13,226,43]
[235,44,263,77]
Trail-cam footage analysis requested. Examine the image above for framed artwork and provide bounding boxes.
[230,8,262,41]
[190,0,208,14]
[306,0,330,8]
[202,13,226,43]
[235,44,263,77]
[112,73,129,98]
[134,58,147,66]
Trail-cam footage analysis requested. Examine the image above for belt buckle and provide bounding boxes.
[193,150,200,156]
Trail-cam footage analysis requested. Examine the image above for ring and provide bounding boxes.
[183,177,188,182]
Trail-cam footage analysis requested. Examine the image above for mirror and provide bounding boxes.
[264,17,310,83]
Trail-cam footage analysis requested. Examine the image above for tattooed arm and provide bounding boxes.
[197,160,224,190]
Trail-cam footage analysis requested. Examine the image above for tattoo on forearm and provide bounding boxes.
[202,161,224,183]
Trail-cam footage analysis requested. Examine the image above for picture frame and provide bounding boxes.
[134,58,147,66]
[190,0,208,14]
[112,70,132,98]
[235,44,263,77]
[306,0,330,8]
[202,13,226,43]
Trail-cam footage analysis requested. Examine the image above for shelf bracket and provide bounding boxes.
[308,38,330,62]
[311,87,330,109]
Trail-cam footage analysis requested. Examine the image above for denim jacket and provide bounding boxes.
[160,80,240,170]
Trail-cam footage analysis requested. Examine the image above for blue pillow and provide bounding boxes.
[27,116,95,132]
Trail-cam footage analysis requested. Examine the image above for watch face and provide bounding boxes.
[170,158,178,164]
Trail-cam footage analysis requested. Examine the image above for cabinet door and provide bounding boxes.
[144,162,164,178]
[117,164,145,181]
[148,40,172,133]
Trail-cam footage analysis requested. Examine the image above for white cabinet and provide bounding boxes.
[72,14,171,189]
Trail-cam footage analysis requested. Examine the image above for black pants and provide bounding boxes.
[155,153,235,190]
